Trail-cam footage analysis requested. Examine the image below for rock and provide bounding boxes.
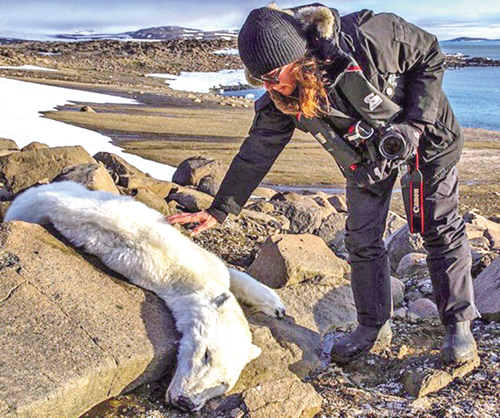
[276,280,357,334]
[167,186,213,212]
[386,225,426,272]
[391,276,406,307]
[474,256,500,321]
[131,188,174,217]
[121,175,173,199]
[240,378,322,418]
[245,200,275,214]
[0,201,11,222]
[466,223,487,240]
[464,211,500,249]
[197,174,222,196]
[408,298,439,321]
[52,163,119,194]
[21,142,50,152]
[328,194,347,212]
[271,200,323,234]
[93,152,145,187]
[0,138,19,151]
[402,355,480,397]
[471,248,500,278]
[0,145,96,196]
[385,211,408,240]
[239,209,289,232]
[233,320,321,393]
[0,222,178,418]
[81,105,96,113]
[314,212,347,250]
[248,234,348,288]
[396,253,428,282]
[405,291,425,304]
[171,156,227,190]
[307,191,338,218]
[252,187,277,199]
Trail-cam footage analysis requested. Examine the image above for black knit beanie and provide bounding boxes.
[238,7,307,78]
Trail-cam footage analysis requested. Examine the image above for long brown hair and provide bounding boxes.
[269,57,329,118]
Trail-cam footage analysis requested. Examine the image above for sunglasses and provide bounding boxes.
[258,67,283,84]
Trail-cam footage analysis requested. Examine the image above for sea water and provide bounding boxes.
[224,41,500,132]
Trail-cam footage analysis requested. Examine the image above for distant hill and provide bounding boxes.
[0,26,238,43]
[444,37,500,42]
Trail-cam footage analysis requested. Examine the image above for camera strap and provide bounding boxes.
[401,150,425,234]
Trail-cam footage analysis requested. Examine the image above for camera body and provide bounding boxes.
[345,121,412,161]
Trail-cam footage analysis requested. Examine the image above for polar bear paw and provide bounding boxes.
[253,291,286,319]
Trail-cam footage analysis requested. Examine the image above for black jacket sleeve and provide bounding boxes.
[207,93,295,222]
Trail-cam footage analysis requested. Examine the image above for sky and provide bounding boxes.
[1,0,500,41]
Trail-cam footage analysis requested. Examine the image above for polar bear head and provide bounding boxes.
[166,291,261,411]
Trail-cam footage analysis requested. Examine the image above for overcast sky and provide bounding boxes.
[1,0,500,40]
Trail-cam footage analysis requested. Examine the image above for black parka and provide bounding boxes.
[208,4,463,222]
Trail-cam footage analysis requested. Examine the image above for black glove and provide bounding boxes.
[349,158,396,188]
[378,122,423,161]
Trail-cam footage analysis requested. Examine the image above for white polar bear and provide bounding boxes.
[5,181,285,411]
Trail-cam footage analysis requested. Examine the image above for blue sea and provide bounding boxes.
[225,41,500,132]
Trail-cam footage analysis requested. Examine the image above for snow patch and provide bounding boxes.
[0,77,175,181]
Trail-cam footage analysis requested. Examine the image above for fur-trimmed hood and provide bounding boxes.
[243,3,345,86]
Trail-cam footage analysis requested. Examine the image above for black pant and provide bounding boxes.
[344,166,478,327]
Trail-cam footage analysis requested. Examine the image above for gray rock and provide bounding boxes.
[53,163,119,194]
[251,187,277,200]
[385,211,408,241]
[328,194,348,212]
[474,256,500,321]
[171,156,227,190]
[0,221,177,418]
[314,212,347,250]
[391,276,406,307]
[407,298,439,321]
[471,248,500,278]
[167,186,213,212]
[0,145,96,196]
[93,152,146,187]
[271,200,323,234]
[396,253,428,282]
[386,225,426,272]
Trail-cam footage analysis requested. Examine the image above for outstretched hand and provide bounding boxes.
[166,211,218,236]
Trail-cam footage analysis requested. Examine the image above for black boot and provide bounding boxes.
[441,320,478,366]
[330,320,392,364]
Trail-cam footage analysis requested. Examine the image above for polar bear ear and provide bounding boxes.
[213,292,230,308]
[248,344,262,362]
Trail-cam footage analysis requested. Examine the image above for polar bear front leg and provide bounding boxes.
[228,268,286,318]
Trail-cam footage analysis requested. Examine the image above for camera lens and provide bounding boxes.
[379,132,407,160]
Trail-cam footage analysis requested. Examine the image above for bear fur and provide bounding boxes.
[5,181,285,411]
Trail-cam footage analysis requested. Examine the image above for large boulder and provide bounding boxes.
[270,193,324,234]
[247,234,348,288]
[171,156,228,195]
[0,138,19,157]
[0,146,95,197]
[93,152,146,187]
[474,256,500,321]
[52,163,119,194]
[167,186,213,212]
[0,221,178,418]
[118,174,173,199]
[248,234,356,333]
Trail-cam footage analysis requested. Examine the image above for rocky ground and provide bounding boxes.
[0,39,499,417]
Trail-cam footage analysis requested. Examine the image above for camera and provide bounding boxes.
[345,121,412,161]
